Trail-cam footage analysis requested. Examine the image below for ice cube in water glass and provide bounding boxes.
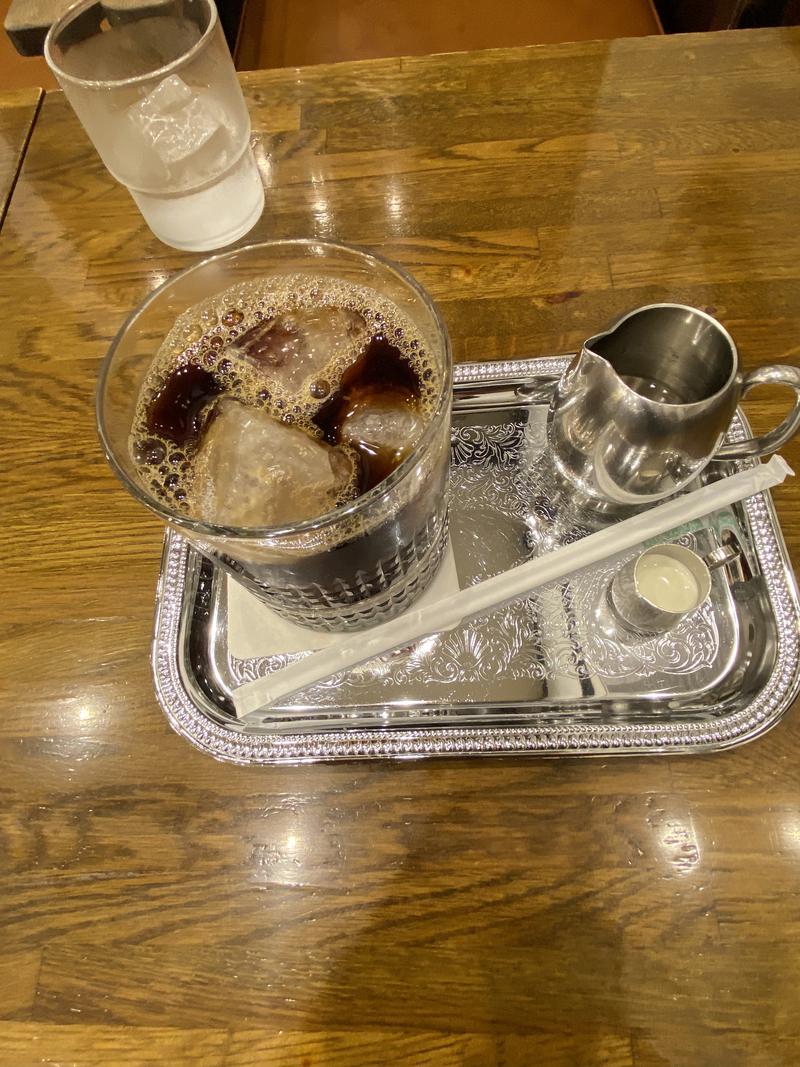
[129,74,224,166]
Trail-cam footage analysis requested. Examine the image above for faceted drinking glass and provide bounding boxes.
[97,240,453,631]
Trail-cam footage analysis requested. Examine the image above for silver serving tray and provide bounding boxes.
[152,357,800,763]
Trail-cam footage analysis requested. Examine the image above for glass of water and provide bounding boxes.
[45,0,265,251]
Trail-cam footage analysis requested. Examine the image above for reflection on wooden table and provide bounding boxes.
[2,26,800,1066]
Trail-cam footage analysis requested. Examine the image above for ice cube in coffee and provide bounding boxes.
[231,306,368,390]
[189,398,353,527]
[128,271,450,630]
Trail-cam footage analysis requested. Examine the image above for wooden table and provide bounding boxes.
[0,87,40,226]
[3,27,800,1066]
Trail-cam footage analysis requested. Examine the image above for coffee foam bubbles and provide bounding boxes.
[130,273,441,518]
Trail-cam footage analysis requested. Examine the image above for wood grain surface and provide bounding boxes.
[0,87,40,226]
[2,27,800,1067]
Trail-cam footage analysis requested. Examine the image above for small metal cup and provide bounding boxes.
[609,543,712,636]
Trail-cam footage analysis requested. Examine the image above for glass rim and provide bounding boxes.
[44,0,218,90]
[96,238,453,541]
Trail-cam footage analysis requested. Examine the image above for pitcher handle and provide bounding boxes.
[716,364,800,460]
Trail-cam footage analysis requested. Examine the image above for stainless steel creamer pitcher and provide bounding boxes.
[547,303,800,507]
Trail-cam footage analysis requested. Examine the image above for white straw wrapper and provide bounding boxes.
[233,455,793,718]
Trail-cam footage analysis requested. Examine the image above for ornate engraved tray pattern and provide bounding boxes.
[151,358,800,763]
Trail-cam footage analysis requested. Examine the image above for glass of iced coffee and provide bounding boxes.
[97,240,452,631]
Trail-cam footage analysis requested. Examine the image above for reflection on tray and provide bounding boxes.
[152,357,800,762]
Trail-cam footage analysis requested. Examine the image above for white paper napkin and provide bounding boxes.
[227,541,461,660]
